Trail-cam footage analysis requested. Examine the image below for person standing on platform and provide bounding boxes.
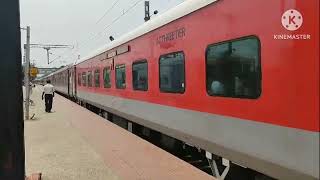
[42,80,55,113]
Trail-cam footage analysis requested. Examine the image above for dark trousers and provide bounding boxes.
[45,94,53,112]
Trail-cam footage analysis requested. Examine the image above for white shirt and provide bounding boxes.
[43,84,55,95]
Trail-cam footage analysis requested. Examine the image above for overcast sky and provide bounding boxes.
[20,0,184,68]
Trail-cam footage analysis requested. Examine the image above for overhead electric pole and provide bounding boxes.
[45,47,50,64]
[144,1,158,22]
[24,26,31,120]
[28,44,73,64]
[144,1,150,22]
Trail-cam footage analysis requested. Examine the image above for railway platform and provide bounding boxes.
[24,85,214,180]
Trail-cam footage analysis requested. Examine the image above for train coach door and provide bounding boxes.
[73,66,77,98]
[68,69,72,97]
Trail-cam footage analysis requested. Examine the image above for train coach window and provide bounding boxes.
[206,36,261,99]
[103,67,111,88]
[94,69,100,87]
[116,64,126,89]
[82,72,86,86]
[87,71,93,87]
[159,52,185,93]
[132,60,148,91]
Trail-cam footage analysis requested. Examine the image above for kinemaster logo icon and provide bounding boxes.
[274,9,311,40]
[281,9,303,31]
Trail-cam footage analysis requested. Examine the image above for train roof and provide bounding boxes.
[38,64,73,80]
[77,0,218,64]
[52,64,73,74]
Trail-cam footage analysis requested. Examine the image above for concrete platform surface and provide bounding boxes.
[25,86,119,180]
[25,86,214,180]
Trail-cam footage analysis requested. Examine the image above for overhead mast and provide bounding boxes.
[144,1,150,22]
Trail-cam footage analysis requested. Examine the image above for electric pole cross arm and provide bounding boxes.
[29,44,74,64]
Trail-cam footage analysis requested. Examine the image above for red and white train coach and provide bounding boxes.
[48,0,319,179]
